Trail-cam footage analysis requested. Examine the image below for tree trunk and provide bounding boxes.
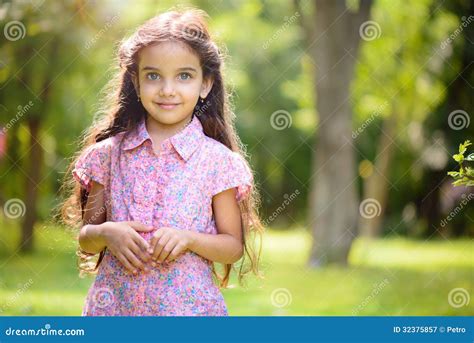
[359,113,397,237]
[18,39,58,252]
[20,118,42,252]
[306,0,372,266]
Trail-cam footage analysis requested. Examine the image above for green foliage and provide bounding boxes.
[0,0,472,234]
[448,140,474,187]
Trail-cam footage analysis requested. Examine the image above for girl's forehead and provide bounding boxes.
[137,41,201,70]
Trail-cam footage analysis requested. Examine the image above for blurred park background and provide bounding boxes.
[0,0,473,315]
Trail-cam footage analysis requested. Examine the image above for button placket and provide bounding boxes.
[153,159,168,224]
[131,156,157,227]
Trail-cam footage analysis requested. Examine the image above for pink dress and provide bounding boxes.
[72,115,252,316]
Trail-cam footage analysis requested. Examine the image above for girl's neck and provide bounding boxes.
[145,114,194,146]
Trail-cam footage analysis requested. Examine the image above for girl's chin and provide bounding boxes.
[146,112,191,126]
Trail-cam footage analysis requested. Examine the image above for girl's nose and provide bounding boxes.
[160,80,176,97]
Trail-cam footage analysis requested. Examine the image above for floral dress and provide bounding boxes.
[73,115,252,316]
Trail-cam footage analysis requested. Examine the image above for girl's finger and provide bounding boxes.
[128,221,154,232]
[152,233,170,261]
[124,248,145,271]
[149,229,164,254]
[129,240,150,264]
[131,231,150,254]
[156,239,176,263]
[166,243,185,262]
[116,252,137,274]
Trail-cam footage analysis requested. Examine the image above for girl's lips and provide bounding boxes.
[156,103,180,110]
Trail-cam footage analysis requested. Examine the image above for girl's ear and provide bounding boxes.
[200,76,214,98]
[131,72,140,98]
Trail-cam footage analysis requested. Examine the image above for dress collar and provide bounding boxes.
[122,115,204,161]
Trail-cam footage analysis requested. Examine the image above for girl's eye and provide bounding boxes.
[179,73,192,80]
[146,73,159,81]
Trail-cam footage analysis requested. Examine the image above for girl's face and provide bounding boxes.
[133,41,213,126]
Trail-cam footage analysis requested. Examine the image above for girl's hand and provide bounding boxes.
[102,221,153,274]
[148,227,192,263]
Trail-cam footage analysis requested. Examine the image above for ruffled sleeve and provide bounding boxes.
[210,150,253,202]
[72,139,112,192]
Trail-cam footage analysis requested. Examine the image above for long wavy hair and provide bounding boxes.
[60,8,264,288]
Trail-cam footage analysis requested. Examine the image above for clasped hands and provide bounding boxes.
[102,221,192,274]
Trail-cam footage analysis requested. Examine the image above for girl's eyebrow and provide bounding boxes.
[142,66,198,73]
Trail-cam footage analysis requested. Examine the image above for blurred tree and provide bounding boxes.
[0,0,105,251]
[355,0,449,237]
[297,0,372,266]
[418,0,474,237]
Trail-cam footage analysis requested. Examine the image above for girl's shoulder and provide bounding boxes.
[74,134,127,191]
[77,132,127,165]
[83,132,126,154]
[202,136,234,157]
[200,136,253,200]
[201,136,250,170]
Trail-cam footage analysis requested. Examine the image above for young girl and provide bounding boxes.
[61,8,263,316]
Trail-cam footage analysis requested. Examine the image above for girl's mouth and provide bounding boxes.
[156,103,181,110]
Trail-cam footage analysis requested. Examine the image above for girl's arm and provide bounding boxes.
[186,188,244,264]
[78,180,153,272]
[188,188,243,264]
[150,188,244,264]
[149,188,245,264]
[78,180,108,254]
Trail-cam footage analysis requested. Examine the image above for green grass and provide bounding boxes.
[0,223,472,316]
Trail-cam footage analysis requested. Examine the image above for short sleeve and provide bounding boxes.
[211,151,253,202]
[72,140,111,192]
